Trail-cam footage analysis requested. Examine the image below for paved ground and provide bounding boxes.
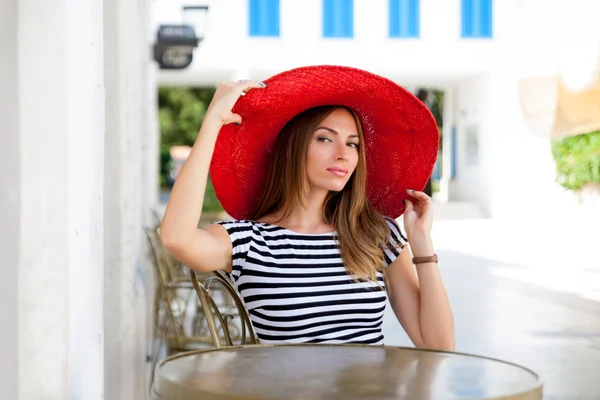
[384,210,600,400]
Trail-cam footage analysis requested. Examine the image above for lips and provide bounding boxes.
[327,167,348,177]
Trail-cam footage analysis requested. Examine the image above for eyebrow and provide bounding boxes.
[315,126,360,139]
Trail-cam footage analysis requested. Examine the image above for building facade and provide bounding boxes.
[154,0,600,220]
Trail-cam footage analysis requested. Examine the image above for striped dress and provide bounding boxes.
[215,218,406,345]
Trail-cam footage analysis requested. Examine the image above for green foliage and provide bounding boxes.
[158,86,223,213]
[159,147,170,188]
[429,91,444,129]
[158,87,215,148]
[551,131,600,190]
[202,174,223,214]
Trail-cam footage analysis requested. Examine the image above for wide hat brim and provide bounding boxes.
[210,65,439,220]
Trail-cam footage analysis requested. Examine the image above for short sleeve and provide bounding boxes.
[382,217,407,268]
[214,220,254,282]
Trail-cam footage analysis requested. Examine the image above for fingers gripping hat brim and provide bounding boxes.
[210,65,439,220]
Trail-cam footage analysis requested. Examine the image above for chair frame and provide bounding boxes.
[144,228,213,363]
[190,269,258,348]
[145,221,259,392]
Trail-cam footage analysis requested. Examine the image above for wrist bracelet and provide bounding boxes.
[412,254,438,264]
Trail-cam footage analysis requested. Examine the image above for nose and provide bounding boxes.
[334,144,350,162]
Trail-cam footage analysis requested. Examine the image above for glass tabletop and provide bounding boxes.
[152,344,542,400]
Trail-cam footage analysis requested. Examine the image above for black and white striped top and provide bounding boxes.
[216,218,406,345]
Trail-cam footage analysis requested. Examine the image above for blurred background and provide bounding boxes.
[1,0,599,399]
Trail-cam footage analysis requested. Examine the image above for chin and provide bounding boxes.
[319,181,349,193]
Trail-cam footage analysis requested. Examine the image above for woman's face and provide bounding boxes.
[306,108,361,193]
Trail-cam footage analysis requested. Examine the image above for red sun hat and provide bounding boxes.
[210,65,439,220]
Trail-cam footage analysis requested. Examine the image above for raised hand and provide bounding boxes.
[403,189,434,256]
[205,79,267,126]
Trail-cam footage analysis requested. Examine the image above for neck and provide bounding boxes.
[277,188,331,231]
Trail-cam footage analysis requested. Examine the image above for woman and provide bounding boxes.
[160,65,454,350]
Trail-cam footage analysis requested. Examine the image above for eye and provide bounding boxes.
[317,136,332,143]
[348,142,360,149]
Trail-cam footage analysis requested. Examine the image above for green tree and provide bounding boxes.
[415,89,444,196]
[158,87,215,148]
[158,87,223,213]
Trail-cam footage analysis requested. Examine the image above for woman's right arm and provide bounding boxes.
[159,79,266,273]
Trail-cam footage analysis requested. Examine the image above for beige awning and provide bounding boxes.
[519,53,600,140]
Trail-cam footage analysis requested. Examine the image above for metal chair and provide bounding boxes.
[145,223,259,394]
[190,269,258,348]
[144,227,215,388]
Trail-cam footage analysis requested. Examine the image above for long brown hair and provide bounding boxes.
[250,106,397,284]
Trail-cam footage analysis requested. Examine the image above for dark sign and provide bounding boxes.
[153,24,200,70]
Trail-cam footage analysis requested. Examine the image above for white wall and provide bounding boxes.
[104,0,157,398]
[65,0,106,396]
[0,0,107,398]
[153,0,503,86]
[449,76,487,204]
[103,0,147,397]
[0,0,158,398]
[450,69,572,218]
[0,0,19,398]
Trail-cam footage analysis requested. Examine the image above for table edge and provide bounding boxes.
[155,343,543,387]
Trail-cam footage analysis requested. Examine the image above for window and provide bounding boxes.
[389,0,419,38]
[323,0,354,38]
[249,0,280,37]
[461,0,492,38]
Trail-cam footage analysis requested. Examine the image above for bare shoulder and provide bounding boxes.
[203,222,231,241]
[160,222,235,273]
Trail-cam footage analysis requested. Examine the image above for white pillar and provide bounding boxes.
[65,0,106,396]
[0,0,106,398]
[0,0,19,398]
[439,87,455,203]
[143,5,161,226]
[103,0,136,397]
[141,3,161,388]
[104,0,147,400]
[103,0,154,397]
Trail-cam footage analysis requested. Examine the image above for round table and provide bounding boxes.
[152,344,542,400]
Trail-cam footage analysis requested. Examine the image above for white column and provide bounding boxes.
[12,0,105,398]
[103,0,153,397]
[142,5,161,228]
[66,0,106,397]
[0,0,19,398]
[141,1,161,386]
[103,0,136,396]
[439,87,455,203]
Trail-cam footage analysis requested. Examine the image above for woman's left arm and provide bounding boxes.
[386,189,455,351]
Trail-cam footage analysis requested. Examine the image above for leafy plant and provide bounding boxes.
[551,130,600,190]
[158,87,223,213]
[158,87,215,148]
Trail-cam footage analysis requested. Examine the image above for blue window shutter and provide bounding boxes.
[479,0,492,37]
[461,0,492,38]
[408,0,419,37]
[389,0,420,38]
[461,0,473,37]
[323,0,354,38]
[249,0,280,37]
